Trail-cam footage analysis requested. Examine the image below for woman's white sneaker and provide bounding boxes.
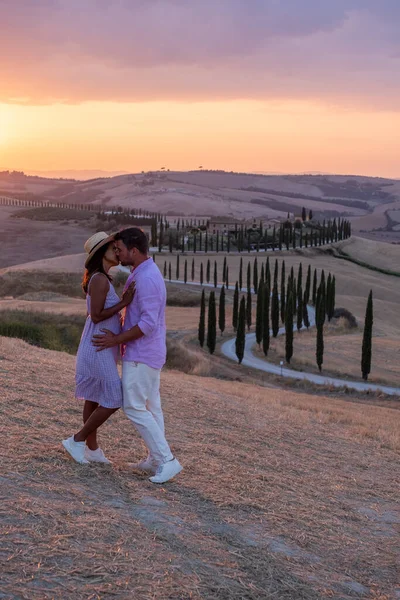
[85,447,111,464]
[149,458,182,484]
[62,436,89,464]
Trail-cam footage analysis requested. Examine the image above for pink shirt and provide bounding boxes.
[121,258,167,369]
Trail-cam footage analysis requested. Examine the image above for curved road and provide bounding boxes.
[221,330,400,397]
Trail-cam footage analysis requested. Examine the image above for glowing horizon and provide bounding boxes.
[1,100,399,179]
[1,2,399,179]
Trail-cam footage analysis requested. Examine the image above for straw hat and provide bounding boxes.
[84,231,115,267]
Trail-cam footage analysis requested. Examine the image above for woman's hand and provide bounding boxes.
[121,282,136,307]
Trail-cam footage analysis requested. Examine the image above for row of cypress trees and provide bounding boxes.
[197,263,335,367]
[158,217,352,253]
[197,273,375,380]
[164,255,336,311]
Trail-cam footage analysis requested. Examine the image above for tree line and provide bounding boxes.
[157,216,351,254]
[193,257,374,381]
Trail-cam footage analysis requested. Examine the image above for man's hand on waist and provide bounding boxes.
[92,324,144,351]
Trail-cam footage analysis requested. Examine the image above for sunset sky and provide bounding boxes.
[1,1,399,178]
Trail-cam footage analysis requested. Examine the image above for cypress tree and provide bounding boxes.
[206,291,217,354]
[285,289,294,363]
[191,258,195,281]
[253,257,259,294]
[255,281,264,346]
[303,289,310,329]
[184,259,187,284]
[218,285,226,335]
[158,221,164,253]
[225,266,229,290]
[315,285,324,372]
[246,289,252,330]
[265,257,271,289]
[305,264,311,305]
[176,254,180,280]
[239,257,243,291]
[271,281,280,337]
[235,296,246,364]
[223,256,227,283]
[273,259,278,287]
[163,260,167,278]
[361,291,373,380]
[326,273,332,318]
[297,263,303,295]
[316,318,324,372]
[318,278,326,325]
[297,281,303,331]
[312,268,317,305]
[292,276,297,315]
[200,262,204,285]
[205,231,208,253]
[262,281,270,356]
[280,260,286,323]
[168,262,172,281]
[214,261,218,288]
[247,262,251,293]
[232,281,239,331]
[198,289,206,347]
[260,263,265,287]
[206,259,210,283]
[329,275,336,321]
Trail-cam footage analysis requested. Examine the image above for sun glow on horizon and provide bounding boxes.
[1,100,400,179]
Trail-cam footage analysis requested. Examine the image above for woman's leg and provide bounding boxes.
[74,406,119,443]
[83,401,99,451]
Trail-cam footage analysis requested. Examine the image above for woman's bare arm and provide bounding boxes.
[89,275,134,324]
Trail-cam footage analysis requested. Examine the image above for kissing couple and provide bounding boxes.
[62,227,182,484]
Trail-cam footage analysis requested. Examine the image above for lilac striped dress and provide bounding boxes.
[75,273,123,408]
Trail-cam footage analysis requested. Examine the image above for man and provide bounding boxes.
[93,227,182,484]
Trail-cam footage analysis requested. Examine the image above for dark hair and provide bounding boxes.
[82,243,112,294]
[114,227,148,254]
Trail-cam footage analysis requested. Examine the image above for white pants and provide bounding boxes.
[122,361,173,464]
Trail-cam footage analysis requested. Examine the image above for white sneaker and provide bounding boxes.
[85,447,111,464]
[128,455,158,474]
[62,436,89,464]
[149,458,182,484]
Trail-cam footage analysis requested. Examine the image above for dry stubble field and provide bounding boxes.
[2,210,400,597]
[1,336,400,599]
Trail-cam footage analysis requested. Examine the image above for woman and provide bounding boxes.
[62,231,134,464]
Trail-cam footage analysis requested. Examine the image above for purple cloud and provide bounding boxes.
[0,1,399,107]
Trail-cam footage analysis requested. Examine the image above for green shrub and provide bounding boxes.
[0,310,85,354]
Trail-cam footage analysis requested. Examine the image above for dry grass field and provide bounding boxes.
[3,171,400,225]
[0,205,93,269]
[1,336,400,599]
[334,236,400,273]
[1,199,400,598]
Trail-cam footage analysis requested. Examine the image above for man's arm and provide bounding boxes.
[92,324,144,350]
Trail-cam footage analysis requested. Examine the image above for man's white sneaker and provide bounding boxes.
[149,458,182,484]
[62,436,89,464]
[85,447,111,464]
[128,455,158,474]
